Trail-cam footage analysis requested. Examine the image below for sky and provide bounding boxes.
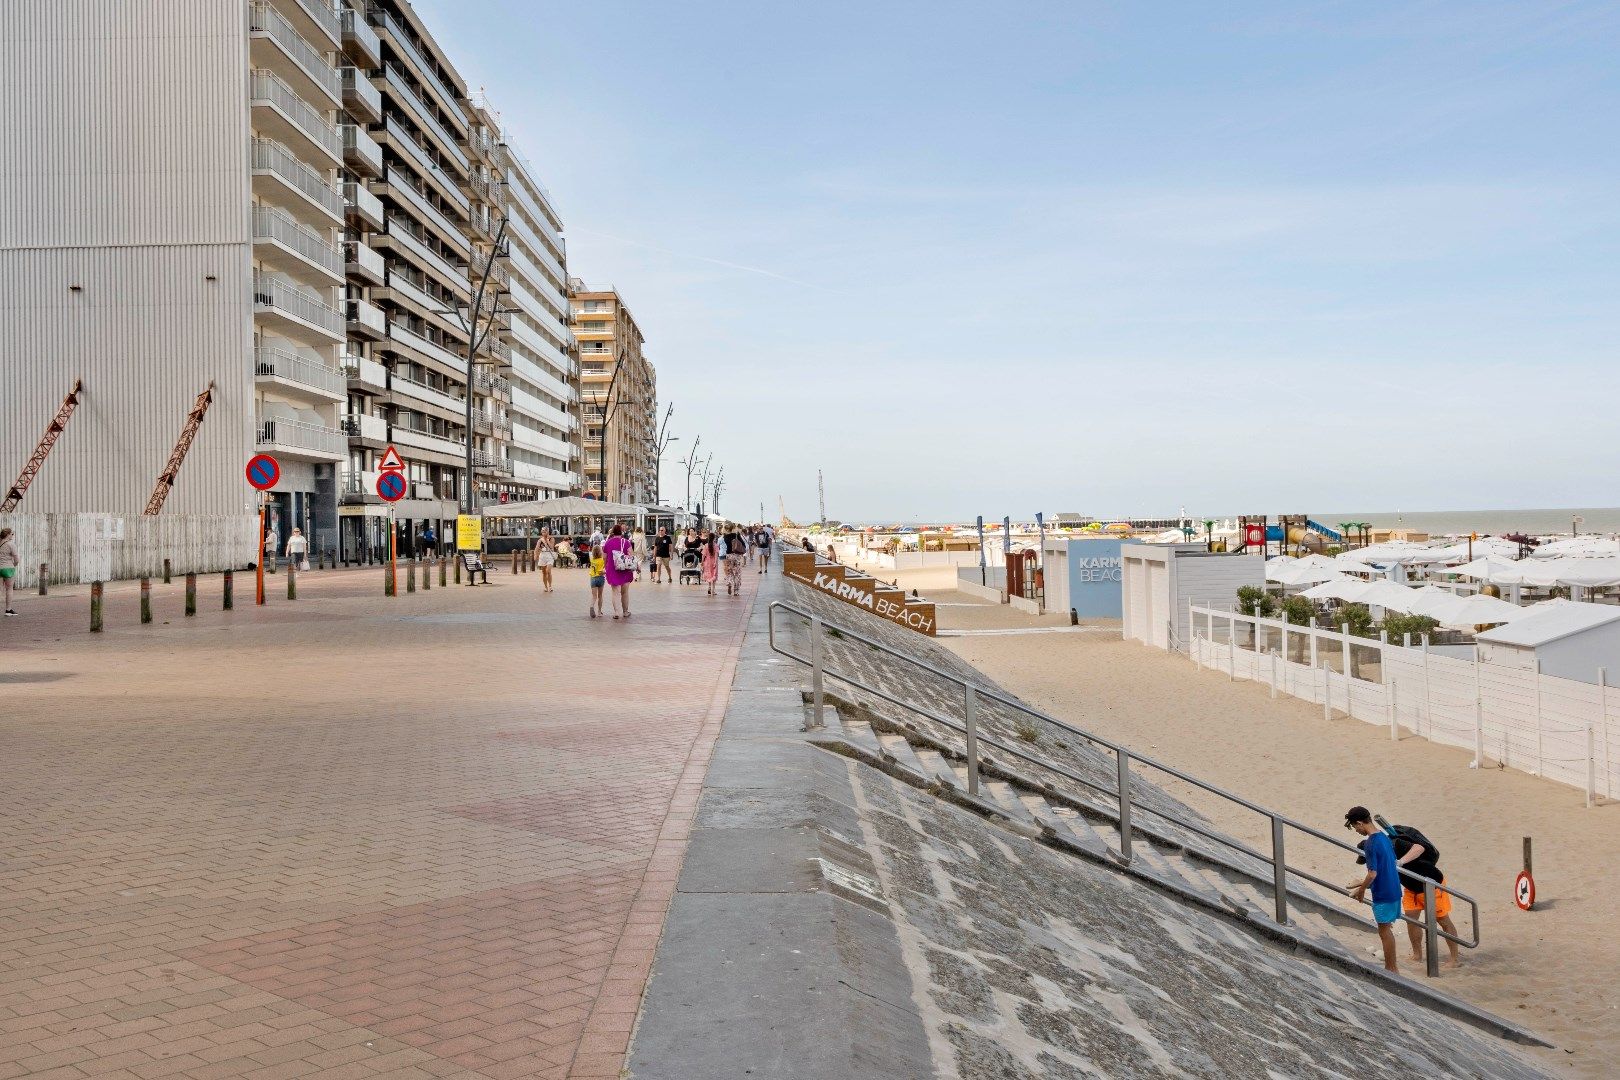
[417,0,1620,523]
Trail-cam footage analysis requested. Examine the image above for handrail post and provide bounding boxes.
[963,684,981,796]
[1116,749,1133,863]
[1270,815,1288,924]
[808,613,826,730]
[1424,879,1440,978]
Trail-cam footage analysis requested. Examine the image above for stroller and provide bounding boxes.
[678,548,702,585]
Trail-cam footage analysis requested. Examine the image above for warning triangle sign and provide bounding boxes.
[378,445,405,471]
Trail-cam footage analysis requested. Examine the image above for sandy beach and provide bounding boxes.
[888,575,1620,1076]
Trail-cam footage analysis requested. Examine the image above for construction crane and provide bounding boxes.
[817,469,826,526]
[2,380,84,513]
[778,495,800,529]
[144,382,216,515]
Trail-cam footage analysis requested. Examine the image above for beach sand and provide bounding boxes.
[931,612,1618,1076]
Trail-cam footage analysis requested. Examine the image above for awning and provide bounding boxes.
[482,496,646,520]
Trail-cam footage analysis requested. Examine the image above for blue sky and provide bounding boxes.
[418,0,1620,522]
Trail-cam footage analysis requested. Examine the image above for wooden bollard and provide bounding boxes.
[439,556,447,587]
[406,559,416,593]
[223,570,234,610]
[140,577,152,624]
[287,563,297,600]
[185,572,197,616]
[512,551,519,574]
[90,580,103,632]
[422,557,431,590]
[454,557,461,585]
[38,563,47,596]
[163,558,171,584]
[385,563,395,597]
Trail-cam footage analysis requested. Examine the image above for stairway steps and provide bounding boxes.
[876,733,930,782]
[1142,848,1219,899]
[838,719,885,758]
[912,748,963,789]
[984,781,1037,826]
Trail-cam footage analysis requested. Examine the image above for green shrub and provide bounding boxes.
[1281,595,1314,627]
[1336,603,1376,639]
[1236,585,1277,618]
[1382,612,1439,642]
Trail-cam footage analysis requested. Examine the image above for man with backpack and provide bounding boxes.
[754,523,772,573]
[1345,807,1460,970]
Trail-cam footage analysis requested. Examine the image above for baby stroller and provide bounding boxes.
[678,548,702,585]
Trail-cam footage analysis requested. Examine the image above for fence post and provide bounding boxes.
[1280,619,1288,694]
[163,557,171,585]
[1116,749,1133,864]
[1601,667,1612,800]
[808,614,826,730]
[1340,623,1352,718]
[1389,680,1398,741]
[1270,648,1278,699]
[1270,816,1287,924]
[405,558,415,593]
[1422,634,1432,738]
[963,685,981,796]
[1423,880,1440,979]
[440,556,447,587]
[185,573,196,617]
[1586,720,1596,808]
[1534,659,1544,776]
[1472,649,1485,769]
[140,578,152,625]
[1228,614,1236,682]
[90,581,103,632]
[38,563,48,596]
[454,557,461,585]
[223,569,234,610]
[287,563,297,600]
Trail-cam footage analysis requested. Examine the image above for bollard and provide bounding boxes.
[287,562,297,600]
[422,557,431,590]
[439,556,447,587]
[223,570,234,610]
[38,563,48,596]
[163,558,171,585]
[140,577,152,624]
[385,563,395,597]
[406,559,416,593]
[185,572,197,616]
[512,551,519,575]
[90,580,104,632]
[454,557,461,585]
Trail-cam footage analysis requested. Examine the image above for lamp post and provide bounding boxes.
[681,437,702,520]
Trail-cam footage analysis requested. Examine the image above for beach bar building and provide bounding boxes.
[1122,544,1264,652]
[1474,602,1620,685]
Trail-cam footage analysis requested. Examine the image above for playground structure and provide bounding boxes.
[1229,516,1361,556]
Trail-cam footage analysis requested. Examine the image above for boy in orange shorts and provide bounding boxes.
[1391,824,1460,968]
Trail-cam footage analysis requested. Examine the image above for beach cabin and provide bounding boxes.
[1121,544,1264,652]
[1474,602,1620,685]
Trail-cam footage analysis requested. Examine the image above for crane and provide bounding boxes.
[2,380,84,513]
[778,495,799,529]
[817,469,826,526]
[144,382,216,515]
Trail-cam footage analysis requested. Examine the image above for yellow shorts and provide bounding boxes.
[1402,883,1451,919]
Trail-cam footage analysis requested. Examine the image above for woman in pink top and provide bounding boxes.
[601,522,636,619]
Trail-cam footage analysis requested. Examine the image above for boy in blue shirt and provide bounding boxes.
[1344,805,1403,974]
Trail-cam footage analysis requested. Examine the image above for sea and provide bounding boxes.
[1285,508,1620,538]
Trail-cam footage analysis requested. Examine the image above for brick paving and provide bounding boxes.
[0,560,756,1079]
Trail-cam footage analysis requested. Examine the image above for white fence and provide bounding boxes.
[1189,604,1617,804]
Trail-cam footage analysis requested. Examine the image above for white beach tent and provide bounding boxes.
[1438,555,1525,582]
[1449,556,1620,589]
[1356,579,1427,613]
[1532,535,1620,559]
[1408,537,1522,565]
[1424,592,1528,629]
[1300,576,1370,603]
[1265,556,1341,586]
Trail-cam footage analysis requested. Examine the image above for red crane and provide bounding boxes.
[2,380,84,513]
[144,382,216,515]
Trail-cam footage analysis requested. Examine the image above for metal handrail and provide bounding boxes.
[766,598,1478,977]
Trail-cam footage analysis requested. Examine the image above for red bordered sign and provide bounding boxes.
[245,454,280,491]
[1514,870,1535,911]
[376,471,408,503]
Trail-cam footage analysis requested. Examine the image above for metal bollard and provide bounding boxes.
[140,577,152,624]
[163,558,171,584]
[963,685,981,796]
[185,572,197,616]
[287,563,297,600]
[38,563,48,596]
[1116,750,1133,863]
[439,556,447,587]
[223,570,234,610]
[406,559,416,593]
[90,580,104,632]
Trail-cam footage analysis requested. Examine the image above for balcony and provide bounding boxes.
[340,6,380,66]
[345,240,385,285]
[342,412,388,442]
[249,70,340,167]
[249,2,338,107]
[374,167,469,259]
[377,272,459,336]
[254,274,344,341]
[253,205,342,282]
[378,117,470,216]
[375,10,468,136]
[343,180,383,229]
[342,123,383,178]
[391,423,466,461]
[375,217,469,297]
[391,372,466,416]
[341,66,382,123]
[341,354,388,391]
[380,65,469,177]
[346,297,387,339]
[250,138,341,226]
[255,344,345,400]
[387,321,465,372]
[340,468,380,504]
[277,0,341,49]
[258,417,345,460]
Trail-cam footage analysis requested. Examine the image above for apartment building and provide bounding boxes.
[569,281,658,504]
[0,0,579,572]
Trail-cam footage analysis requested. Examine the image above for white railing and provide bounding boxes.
[253,205,342,277]
[249,70,340,161]
[391,424,465,457]
[388,321,464,370]
[253,275,343,337]
[249,2,339,103]
[392,372,465,414]
[380,169,470,257]
[382,117,470,213]
[341,123,383,176]
[340,66,382,119]
[381,65,470,174]
[258,417,344,456]
[341,355,387,389]
[255,345,344,396]
[251,138,342,219]
[287,0,341,46]
[384,217,470,293]
[345,240,385,280]
[343,180,383,225]
[375,9,468,132]
[340,7,379,62]
[1188,604,1618,804]
[346,297,387,336]
[342,412,387,440]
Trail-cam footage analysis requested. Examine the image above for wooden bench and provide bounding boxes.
[460,551,491,585]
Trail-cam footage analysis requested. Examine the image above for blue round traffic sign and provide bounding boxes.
[246,454,280,491]
[376,471,407,502]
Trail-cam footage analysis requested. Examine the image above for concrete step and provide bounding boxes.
[984,781,1037,826]
[876,732,930,782]
[912,748,963,789]
[838,719,885,758]
[1056,807,1117,857]
[1136,846,1214,898]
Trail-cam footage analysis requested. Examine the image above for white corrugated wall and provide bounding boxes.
[0,1,255,525]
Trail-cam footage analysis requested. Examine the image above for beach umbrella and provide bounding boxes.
[1356,579,1424,613]
[1301,576,1369,603]
[1426,592,1528,629]
[1439,555,1524,582]
[1269,560,1341,586]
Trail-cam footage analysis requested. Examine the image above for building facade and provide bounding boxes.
[0,0,579,572]
[569,281,658,504]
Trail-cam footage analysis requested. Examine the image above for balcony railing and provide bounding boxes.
[340,7,380,67]
[340,66,382,121]
[381,118,470,214]
[383,216,469,294]
[343,180,383,228]
[287,0,341,47]
[341,354,388,390]
[249,70,340,162]
[342,412,388,440]
[251,138,342,220]
[392,423,467,458]
[379,168,469,257]
[345,240,385,282]
[253,274,344,337]
[258,417,345,456]
[388,321,464,370]
[381,64,470,175]
[391,372,465,414]
[341,123,383,177]
[255,345,345,396]
[375,10,468,134]
[249,2,339,104]
[347,297,387,337]
[252,205,342,278]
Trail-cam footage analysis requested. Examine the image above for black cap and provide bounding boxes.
[1344,805,1372,827]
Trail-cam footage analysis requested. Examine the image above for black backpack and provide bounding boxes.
[1390,825,1439,866]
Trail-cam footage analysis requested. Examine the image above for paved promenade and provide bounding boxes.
[0,562,756,1080]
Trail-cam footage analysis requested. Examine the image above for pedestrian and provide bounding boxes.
[533,526,556,592]
[802,536,814,553]
[1344,806,1403,973]
[631,524,647,581]
[754,522,771,573]
[285,527,309,572]
[264,524,279,573]
[603,522,636,619]
[421,524,437,557]
[654,526,674,583]
[587,540,606,618]
[722,525,747,597]
[700,528,719,595]
[1370,816,1461,968]
[0,527,19,616]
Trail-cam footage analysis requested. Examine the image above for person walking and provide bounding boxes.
[0,527,19,616]
[753,523,771,573]
[264,524,279,573]
[654,526,674,583]
[699,528,719,596]
[587,540,606,618]
[420,524,437,558]
[533,526,557,592]
[631,524,647,582]
[1344,806,1403,973]
[285,527,309,572]
[1370,816,1461,968]
[722,525,747,597]
[603,522,636,619]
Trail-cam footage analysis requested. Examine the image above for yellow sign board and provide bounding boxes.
[456,514,483,551]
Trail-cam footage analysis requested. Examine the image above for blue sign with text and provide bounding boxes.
[1066,538,1124,618]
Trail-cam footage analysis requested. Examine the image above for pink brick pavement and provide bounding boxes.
[0,560,757,1079]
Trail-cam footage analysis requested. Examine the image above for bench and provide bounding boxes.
[459,551,490,585]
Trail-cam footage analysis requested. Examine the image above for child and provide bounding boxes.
[588,541,606,619]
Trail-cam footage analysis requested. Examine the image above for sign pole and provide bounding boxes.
[256,493,266,606]
[389,507,397,597]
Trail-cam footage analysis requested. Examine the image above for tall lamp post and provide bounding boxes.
[681,437,702,520]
